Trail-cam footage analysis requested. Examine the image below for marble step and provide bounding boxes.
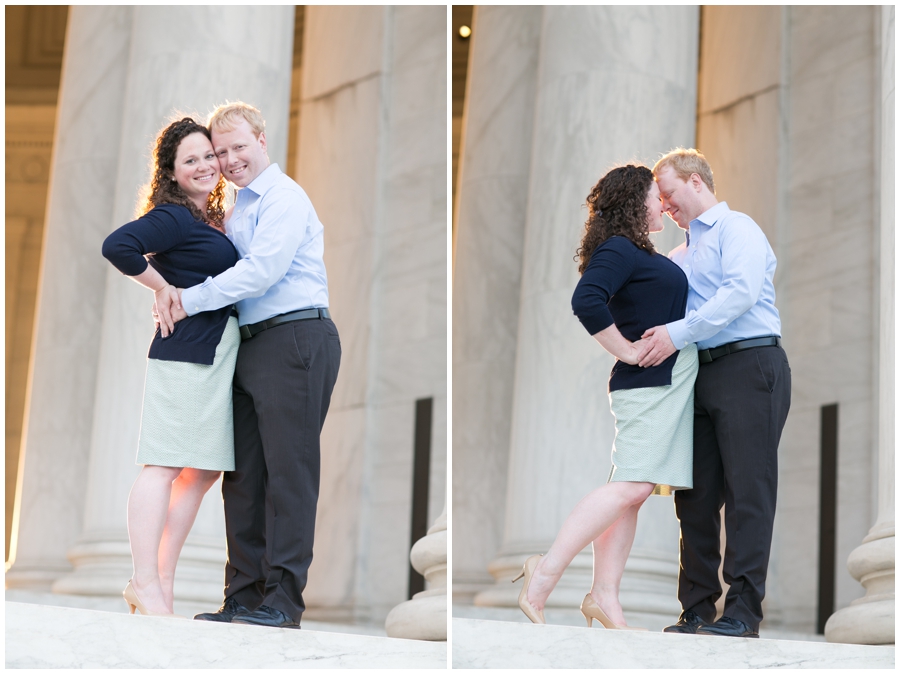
[451,618,895,669]
[5,602,447,669]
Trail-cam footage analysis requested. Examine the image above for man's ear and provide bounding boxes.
[257,131,267,154]
[690,173,704,192]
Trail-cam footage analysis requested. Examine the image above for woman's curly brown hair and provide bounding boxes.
[575,164,656,274]
[138,117,227,229]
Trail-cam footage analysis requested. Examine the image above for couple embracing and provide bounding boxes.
[514,149,791,638]
[102,102,341,629]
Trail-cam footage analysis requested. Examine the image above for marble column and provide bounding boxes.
[6,6,133,590]
[51,6,294,601]
[451,5,542,604]
[385,504,447,640]
[473,6,699,628]
[291,4,385,622]
[825,5,895,645]
[694,5,788,626]
[296,6,447,624]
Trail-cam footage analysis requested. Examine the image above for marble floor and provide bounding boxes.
[6,589,388,637]
[451,618,894,669]
[6,602,447,669]
[451,604,828,642]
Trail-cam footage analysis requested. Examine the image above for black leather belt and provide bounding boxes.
[698,336,781,364]
[239,308,331,341]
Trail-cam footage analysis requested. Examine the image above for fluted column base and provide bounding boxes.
[451,572,495,605]
[385,508,447,641]
[474,548,680,629]
[50,534,226,603]
[5,562,72,592]
[825,527,895,645]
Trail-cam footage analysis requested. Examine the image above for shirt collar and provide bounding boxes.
[692,201,730,228]
[243,163,282,197]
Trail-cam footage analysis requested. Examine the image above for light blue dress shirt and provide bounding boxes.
[665,201,781,351]
[181,164,329,327]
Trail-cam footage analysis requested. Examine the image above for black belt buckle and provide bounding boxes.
[240,308,330,341]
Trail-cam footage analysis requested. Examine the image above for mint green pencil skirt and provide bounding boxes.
[136,317,239,471]
[607,343,699,496]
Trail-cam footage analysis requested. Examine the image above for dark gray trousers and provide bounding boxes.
[674,344,791,630]
[222,317,341,622]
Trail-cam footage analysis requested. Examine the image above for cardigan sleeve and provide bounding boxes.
[102,204,192,276]
[571,236,637,335]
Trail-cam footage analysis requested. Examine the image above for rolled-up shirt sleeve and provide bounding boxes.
[181,187,308,316]
[572,238,636,335]
[665,216,768,348]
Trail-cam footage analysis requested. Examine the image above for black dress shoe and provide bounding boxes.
[232,605,300,629]
[193,597,251,623]
[662,609,708,634]
[696,616,759,638]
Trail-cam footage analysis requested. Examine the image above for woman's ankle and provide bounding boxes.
[589,585,619,604]
[130,573,160,591]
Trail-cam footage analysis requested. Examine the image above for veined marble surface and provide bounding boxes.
[451,5,542,603]
[299,6,447,624]
[451,618,894,669]
[452,605,828,643]
[5,591,387,636]
[5,602,446,669]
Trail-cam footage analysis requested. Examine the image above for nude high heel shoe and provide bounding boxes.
[123,581,187,618]
[581,593,647,631]
[511,554,546,625]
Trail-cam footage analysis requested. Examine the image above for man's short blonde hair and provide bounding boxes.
[208,101,266,137]
[653,147,716,195]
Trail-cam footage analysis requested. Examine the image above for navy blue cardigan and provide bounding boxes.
[571,236,688,392]
[102,203,239,365]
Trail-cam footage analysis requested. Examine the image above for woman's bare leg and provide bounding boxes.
[589,501,642,625]
[526,481,654,611]
[127,465,183,613]
[158,468,222,611]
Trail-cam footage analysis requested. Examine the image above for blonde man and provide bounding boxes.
[158,102,341,629]
[641,148,791,638]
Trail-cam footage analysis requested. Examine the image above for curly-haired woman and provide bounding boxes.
[102,117,240,617]
[512,164,698,629]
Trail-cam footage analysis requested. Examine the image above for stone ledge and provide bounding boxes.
[452,605,828,642]
[451,618,894,669]
[5,602,447,669]
[5,589,387,637]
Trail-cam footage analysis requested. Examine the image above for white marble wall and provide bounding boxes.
[5,103,59,560]
[825,4,895,645]
[451,5,542,603]
[696,6,883,633]
[6,6,134,590]
[44,5,295,600]
[471,6,699,626]
[284,5,384,621]
[695,4,788,625]
[783,5,879,631]
[297,6,447,625]
[696,6,783,237]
